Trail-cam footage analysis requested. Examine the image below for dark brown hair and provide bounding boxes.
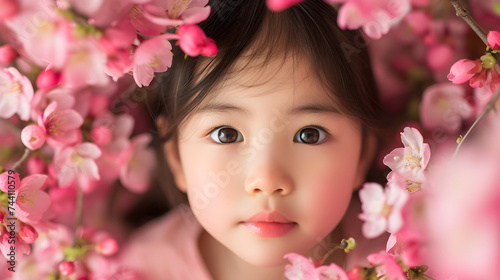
[150,0,385,207]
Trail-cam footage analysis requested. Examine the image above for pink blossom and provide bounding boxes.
[99,18,136,80]
[0,67,34,121]
[316,263,348,280]
[419,83,473,134]
[38,101,83,148]
[0,230,31,261]
[383,127,431,179]
[358,182,409,238]
[447,58,482,84]
[0,44,18,64]
[0,0,20,20]
[135,0,211,34]
[332,0,411,39]
[284,253,318,280]
[403,11,430,36]
[18,224,38,244]
[132,34,174,87]
[5,10,72,69]
[53,142,102,190]
[119,134,155,193]
[487,30,500,50]
[30,87,75,122]
[367,251,405,280]
[177,24,217,57]
[63,37,111,88]
[0,170,20,192]
[266,0,304,11]
[36,67,62,90]
[15,174,51,223]
[21,124,46,150]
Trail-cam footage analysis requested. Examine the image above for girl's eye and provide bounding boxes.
[209,127,244,144]
[294,126,329,144]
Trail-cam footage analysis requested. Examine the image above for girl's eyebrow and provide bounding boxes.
[195,101,341,115]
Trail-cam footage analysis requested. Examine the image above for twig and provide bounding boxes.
[453,87,500,158]
[72,187,84,247]
[10,148,32,173]
[449,0,488,46]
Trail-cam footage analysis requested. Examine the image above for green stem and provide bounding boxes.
[423,273,437,280]
[453,87,500,158]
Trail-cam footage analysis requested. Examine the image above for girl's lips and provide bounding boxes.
[242,211,297,238]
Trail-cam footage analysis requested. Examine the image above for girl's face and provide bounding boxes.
[165,56,370,267]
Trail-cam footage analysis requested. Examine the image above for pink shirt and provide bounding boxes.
[119,205,212,280]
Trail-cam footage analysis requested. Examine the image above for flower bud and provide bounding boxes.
[21,124,46,150]
[266,0,304,11]
[346,266,364,280]
[447,59,482,84]
[481,53,497,69]
[18,224,38,244]
[0,45,18,64]
[58,261,74,276]
[36,67,62,90]
[487,31,500,50]
[96,237,118,256]
[177,24,217,57]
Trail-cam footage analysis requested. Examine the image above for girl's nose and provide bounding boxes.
[244,152,293,196]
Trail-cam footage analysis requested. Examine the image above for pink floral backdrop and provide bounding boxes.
[0,0,499,279]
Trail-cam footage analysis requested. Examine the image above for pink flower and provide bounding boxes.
[487,30,500,50]
[447,58,482,84]
[358,182,409,238]
[0,67,34,121]
[266,0,304,11]
[30,87,75,122]
[119,134,155,193]
[383,127,431,179]
[316,263,348,280]
[0,170,20,192]
[332,0,411,39]
[5,9,72,69]
[53,142,102,190]
[63,38,111,88]
[0,0,20,20]
[419,83,473,134]
[134,0,211,34]
[177,24,217,57]
[0,44,18,64]
[15,174,51,223]
[38,101,83,148]
[132,34,174,87]
[21,124,46,150]
[100,19,136,81]
[0,231,31,261]
[367,251,405,280]
[284,253,318,280]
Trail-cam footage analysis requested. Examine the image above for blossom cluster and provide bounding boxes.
[279,0,500,279]
[0,0,216,278]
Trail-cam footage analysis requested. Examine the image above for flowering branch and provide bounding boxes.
[449,0,488,46]
[454,87,500,158]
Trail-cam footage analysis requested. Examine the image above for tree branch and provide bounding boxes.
[449,0,488,46]
[454,87,500,158]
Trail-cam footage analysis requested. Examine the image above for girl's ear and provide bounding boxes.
[157,117,188,193]
[353,131,377,191]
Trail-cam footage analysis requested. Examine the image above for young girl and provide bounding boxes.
[120,0,385,279]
